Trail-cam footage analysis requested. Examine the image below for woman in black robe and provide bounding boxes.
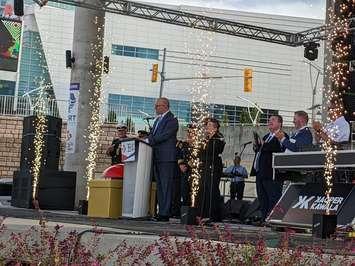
[198,118,225,222]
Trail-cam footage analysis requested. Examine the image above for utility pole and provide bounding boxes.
[64,1,105,206]
[159,48,166,98]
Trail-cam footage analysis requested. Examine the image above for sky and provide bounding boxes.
[143,0,326,20]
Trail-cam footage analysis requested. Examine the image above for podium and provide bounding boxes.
[121,138,153,218]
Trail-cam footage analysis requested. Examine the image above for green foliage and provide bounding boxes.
[239,107,261,124]
[107,110,117,123]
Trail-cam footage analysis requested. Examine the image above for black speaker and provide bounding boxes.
[243,198,262,221]
[312,213,337,239]
[181,206,198,225]
[103,56,109,74]
[14,0,24,16]
[343,93,355,121]
[23,115,62,138]
[20,134,61,170]
[11,169,76,210]
[224,199,250,219]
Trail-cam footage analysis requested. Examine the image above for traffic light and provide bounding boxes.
[14,0,24,16]
[65,50,75,68]
[151,63,159,82]
[244,68,253,92]
[103,56,109,74]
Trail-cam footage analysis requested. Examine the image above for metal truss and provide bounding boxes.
[43,0,325,47]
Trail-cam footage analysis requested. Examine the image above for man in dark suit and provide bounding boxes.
[275,110,313,152]
[148,97,179,222]
[252,115,286,222]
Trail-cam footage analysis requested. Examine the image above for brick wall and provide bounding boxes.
[0,116,118,179]
[0,116,22,178]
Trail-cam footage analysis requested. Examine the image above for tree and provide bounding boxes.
[239,106,261,124]
[107,110,117,123]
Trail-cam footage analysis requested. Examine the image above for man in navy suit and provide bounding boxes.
[148,97,179,222]
[252,115,286,222]
[275,111,313,152]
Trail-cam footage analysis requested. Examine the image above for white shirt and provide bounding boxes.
[324,116,350,143]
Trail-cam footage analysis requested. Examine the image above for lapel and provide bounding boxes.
[153,111,171,135]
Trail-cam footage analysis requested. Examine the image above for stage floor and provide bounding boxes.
[0,202,352,255]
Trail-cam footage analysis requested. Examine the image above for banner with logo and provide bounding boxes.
[65,83,80,154]
[268,183,353,227]
[121,140,136,162]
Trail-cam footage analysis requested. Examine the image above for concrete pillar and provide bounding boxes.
[64,3,105,206]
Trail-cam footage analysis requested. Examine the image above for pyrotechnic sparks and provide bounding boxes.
[323,0,353,213]
[85,16,105,200]
[31,81,50,201]
[185,23,216,207]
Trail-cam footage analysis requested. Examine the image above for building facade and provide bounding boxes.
[1,1,325,128]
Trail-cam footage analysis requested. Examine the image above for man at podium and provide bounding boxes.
[148,97,179,222]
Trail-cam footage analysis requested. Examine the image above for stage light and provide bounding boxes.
[304,42,320,61]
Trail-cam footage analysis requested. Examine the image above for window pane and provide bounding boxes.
[136,52,147,59]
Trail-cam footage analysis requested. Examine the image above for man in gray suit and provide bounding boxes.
[148,97,179,222]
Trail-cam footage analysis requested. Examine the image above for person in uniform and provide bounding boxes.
[198,118,225,222]
[106,123,128,165]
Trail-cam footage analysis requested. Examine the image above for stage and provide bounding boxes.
[0,202,353,256]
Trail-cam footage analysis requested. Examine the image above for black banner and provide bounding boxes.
[268,183,354,227]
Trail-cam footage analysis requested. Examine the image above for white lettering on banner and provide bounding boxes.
[292,195,344,211]
[292,196,315,209]
[65,83,80,154]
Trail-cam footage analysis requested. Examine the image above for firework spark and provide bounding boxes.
[85,16,105,200]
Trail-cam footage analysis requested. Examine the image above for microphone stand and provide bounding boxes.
[240,142,252,158]
[143,118,153,131]
[208,137,216,221]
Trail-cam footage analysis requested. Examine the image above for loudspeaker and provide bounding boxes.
[225,199,250,219]
[11,169,76,210]
[14,0,24,16]
[20,134,61,170]
[22,116,62,138]
[312,213,337,239]
[243,198,262,221]
[343,93,355,122]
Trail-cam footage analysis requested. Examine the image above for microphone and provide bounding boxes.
[243,141,252,146]
[138,110,155,120]
[143,116,155,120]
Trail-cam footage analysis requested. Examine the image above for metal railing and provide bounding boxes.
[0,95,316,127]
[0,95,66,118]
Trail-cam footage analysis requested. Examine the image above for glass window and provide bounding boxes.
[123,46,136,57]
[111,44,159,60]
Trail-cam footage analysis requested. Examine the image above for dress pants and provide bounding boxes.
[230,181,245,200]
[154,161,175,217]
[256,174,283,221]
